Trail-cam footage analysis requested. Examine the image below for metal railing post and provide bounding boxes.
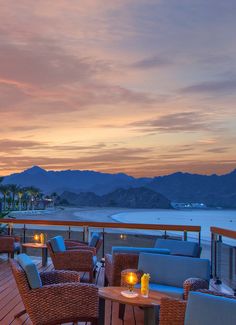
[68,226,71,239]
[102,228,105,258]
[23,224,26,243]
[83,226,89,242]
[184,231,187,241]
[215,234,222,284]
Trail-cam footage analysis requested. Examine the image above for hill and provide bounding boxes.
[60,187,172,209]
[2,166,236,208]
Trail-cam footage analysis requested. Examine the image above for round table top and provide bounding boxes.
[98,286,168,307]
[22,243,47,249]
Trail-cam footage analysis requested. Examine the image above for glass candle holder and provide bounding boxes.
[125,272,138,293]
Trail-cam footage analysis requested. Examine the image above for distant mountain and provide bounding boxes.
[2,165,236,208]
[147,169,236,208]
[3,165,150,195]
[60,187,172,209]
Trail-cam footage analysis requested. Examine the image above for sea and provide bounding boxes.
[111,209,236,244]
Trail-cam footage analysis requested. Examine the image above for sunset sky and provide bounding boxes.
[0,0,236,177]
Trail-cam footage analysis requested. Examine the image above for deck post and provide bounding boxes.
[215,235,222,284]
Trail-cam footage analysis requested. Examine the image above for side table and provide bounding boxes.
[98,286,168,325]
[22,243,48,266]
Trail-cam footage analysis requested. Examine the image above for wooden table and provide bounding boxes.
[98,286,167,325]
[22,243,48,266]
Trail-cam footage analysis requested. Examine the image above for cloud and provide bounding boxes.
[206,147,229,154]
[0,139,45,154]
[128,112,213,133]
[181,79,236,95]
[130,55,172,69]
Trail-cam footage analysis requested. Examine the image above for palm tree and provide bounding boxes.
[17,187,25,211]
[0,185,10,211]
[8,184,20,210]
[25,186,41,210]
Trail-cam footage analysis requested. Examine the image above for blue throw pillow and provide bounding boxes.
[17,254,42,289]
[89,233,100,247]
[50,236,66,252]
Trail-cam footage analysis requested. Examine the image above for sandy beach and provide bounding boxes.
[8,206,213,259]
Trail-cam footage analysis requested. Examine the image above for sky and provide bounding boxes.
[0,0,236,177]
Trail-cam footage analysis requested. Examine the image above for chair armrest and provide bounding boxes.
[28,283,99,320]
[40,270,80,285]
[105,254,113,285]
[159,297,186,325]
[183,277,209,299]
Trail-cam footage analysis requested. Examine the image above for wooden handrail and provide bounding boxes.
[211,227,236,240]
[2,218,201,232]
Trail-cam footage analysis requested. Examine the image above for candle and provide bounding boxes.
[34,234,40,242]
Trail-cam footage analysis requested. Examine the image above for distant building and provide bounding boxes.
[171,202,207,209]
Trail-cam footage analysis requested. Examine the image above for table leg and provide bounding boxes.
[144,306,157,325]
[98,297,105,325]
[42,248,48,266]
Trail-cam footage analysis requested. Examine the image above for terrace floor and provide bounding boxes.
[0,255,233,325]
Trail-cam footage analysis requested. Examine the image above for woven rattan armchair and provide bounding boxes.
[159,290,236,325]
[47,239,96,282]
[0,235,20,258]
[105,252,139,286]
[65,232,103,255]
[11,259,99,325]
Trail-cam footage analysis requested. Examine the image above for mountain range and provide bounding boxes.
[2,166,236,208]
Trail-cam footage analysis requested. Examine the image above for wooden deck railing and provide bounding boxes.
[211,227,236,294]
[2,218,201,255]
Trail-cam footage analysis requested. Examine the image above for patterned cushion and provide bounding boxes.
[50,236,66,253]
[17,254,42,289]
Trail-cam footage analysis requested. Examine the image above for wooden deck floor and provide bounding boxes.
[0,254,233,325]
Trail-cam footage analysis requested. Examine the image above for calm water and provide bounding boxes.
[112,209,236,243]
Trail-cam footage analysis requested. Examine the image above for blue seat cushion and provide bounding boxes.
[93,255,97,267]
[155,239,200,257]
[138,253,210,287]
[89,233,100,247]
[17,254,42,289]
[50,236,66,253]
[112,246,170,255]
[136,283,184,299]
[185,292,236,325]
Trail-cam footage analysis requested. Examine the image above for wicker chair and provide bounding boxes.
[105,247,169,286]
[47,237,96,282]
[11,259,99,325]
[159,290,236,325]
[0,235,20,258]
[65,232,103,255]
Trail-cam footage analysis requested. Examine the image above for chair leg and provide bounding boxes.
[15,309,26,318]
[89,270,93,283]
[11,252,15,259]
